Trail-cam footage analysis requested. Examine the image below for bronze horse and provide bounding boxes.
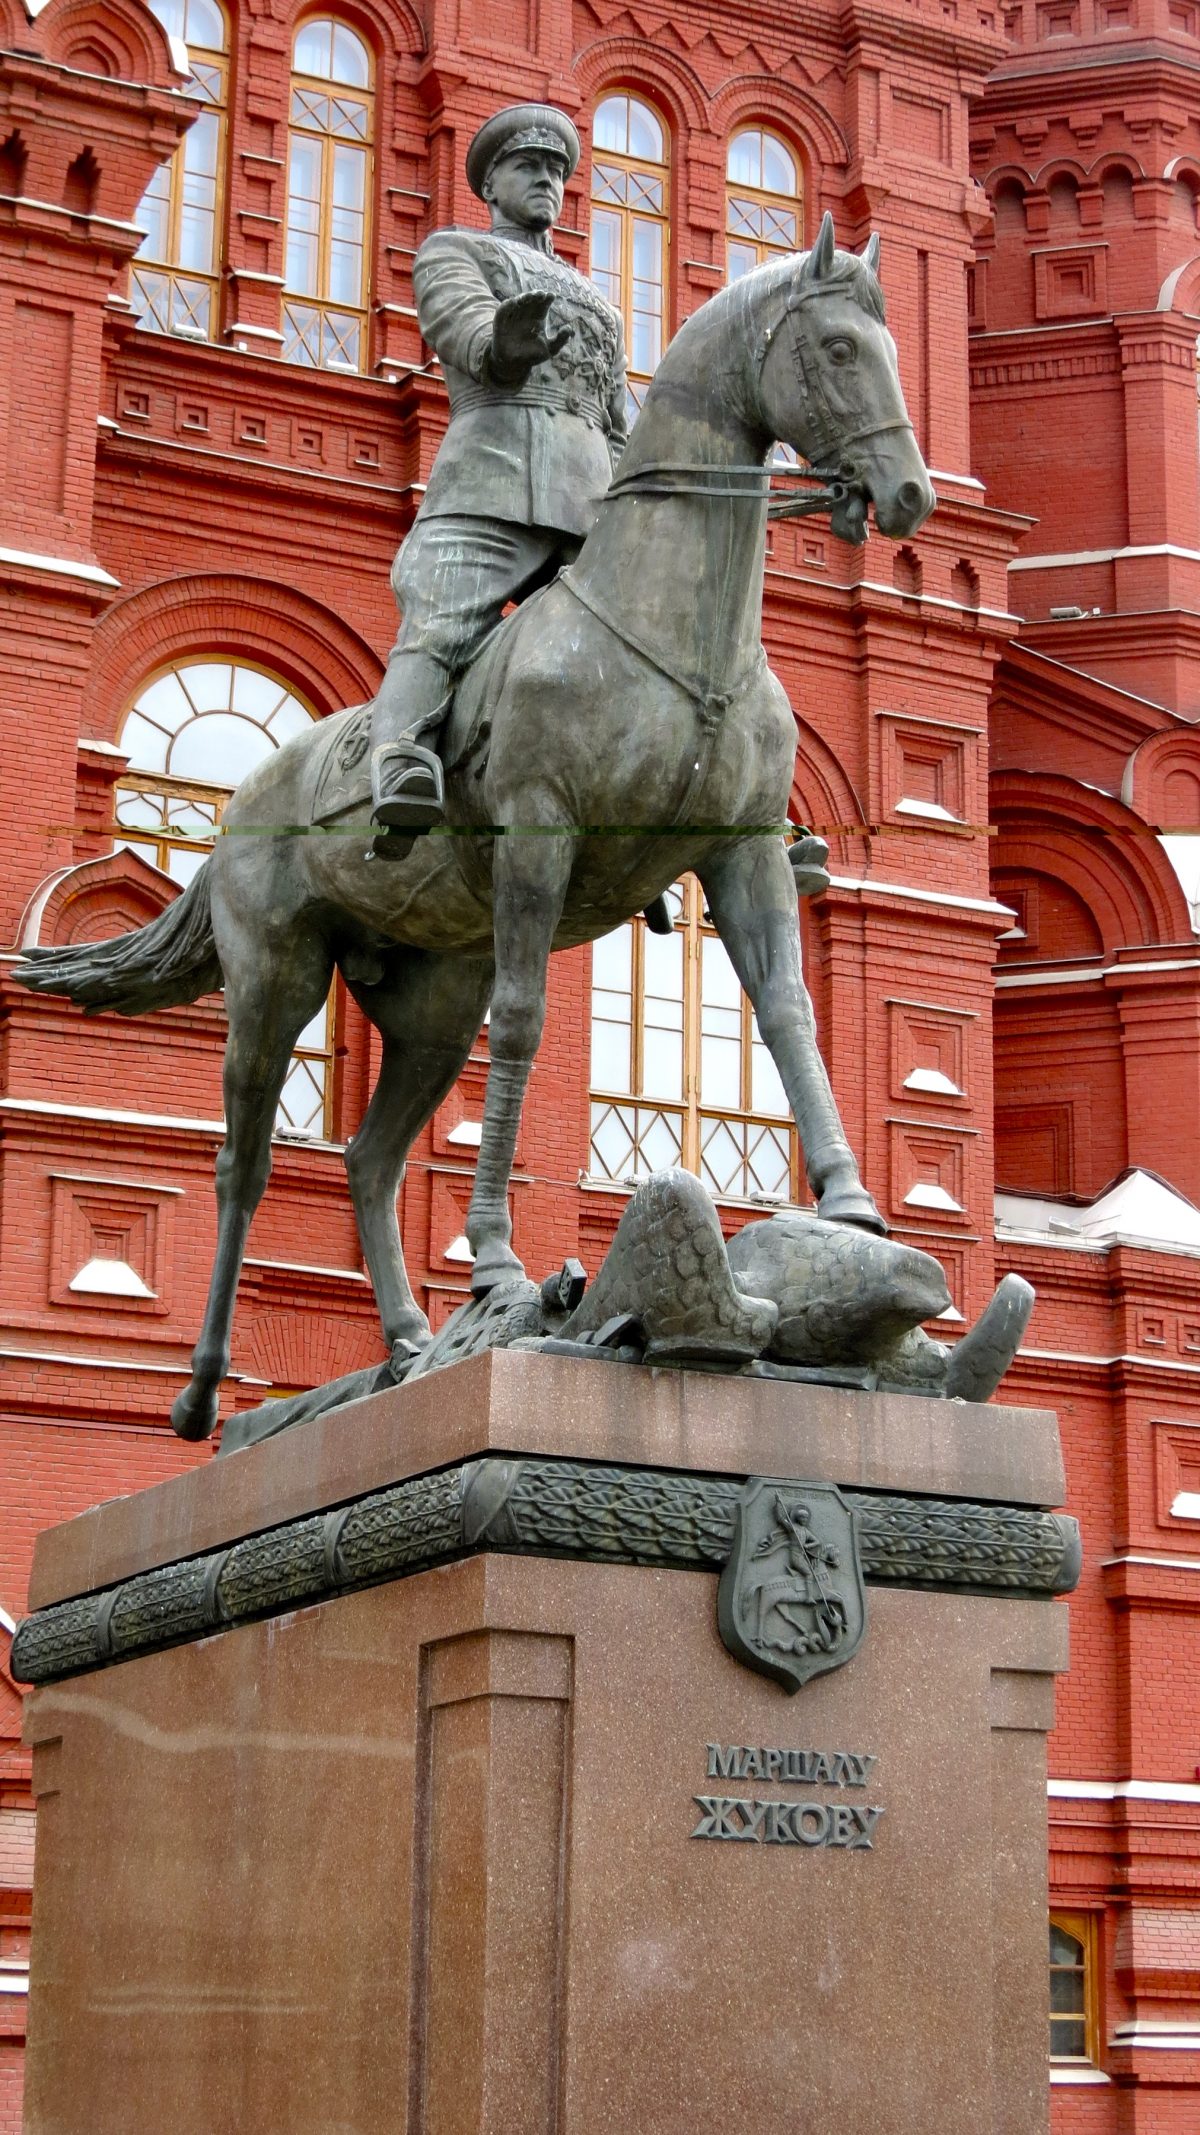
[17,217,935,1441]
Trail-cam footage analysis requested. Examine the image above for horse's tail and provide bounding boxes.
[14,861,221,1016]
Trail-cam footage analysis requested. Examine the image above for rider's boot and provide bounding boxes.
[369,650,454,861]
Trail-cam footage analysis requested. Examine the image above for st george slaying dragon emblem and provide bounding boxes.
[717,1478,867,1693]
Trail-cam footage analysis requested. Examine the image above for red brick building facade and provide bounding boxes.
[2,0,1200,2118]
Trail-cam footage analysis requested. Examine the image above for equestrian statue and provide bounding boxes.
[16,103,937,1443]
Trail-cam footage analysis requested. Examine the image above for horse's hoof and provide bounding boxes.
[171,1384,220,1441]
[470,1243,526,1296]
[816,1184,888,1235]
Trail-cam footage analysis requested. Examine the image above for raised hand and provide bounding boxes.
[489,290,572,383]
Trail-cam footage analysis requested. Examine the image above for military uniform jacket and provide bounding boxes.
[412,226,629,540]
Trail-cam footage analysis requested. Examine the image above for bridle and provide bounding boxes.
[605,269,915,523]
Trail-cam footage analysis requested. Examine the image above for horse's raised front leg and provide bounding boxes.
[171,920,333,1441]
[467,826,574,1293]
[698,836,884,1233]
[345,947,494,1354]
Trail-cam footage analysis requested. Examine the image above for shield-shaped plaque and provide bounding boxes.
[717,1477,867,1693]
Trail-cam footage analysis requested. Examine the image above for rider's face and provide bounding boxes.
[486,150,567,232]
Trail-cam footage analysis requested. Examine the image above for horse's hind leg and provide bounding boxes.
[345,949,494,1354]
[698,836,884,1232]
[466,825,574,1291]
[171,918,334,1441]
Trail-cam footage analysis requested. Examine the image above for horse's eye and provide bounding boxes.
[826,339,856,365]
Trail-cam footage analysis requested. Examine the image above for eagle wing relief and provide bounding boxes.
[310,703,375,826]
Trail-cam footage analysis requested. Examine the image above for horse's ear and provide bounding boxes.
[806,209,836,283]
[864,230,881,279]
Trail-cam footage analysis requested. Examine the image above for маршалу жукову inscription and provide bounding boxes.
[691,1742,884,1849]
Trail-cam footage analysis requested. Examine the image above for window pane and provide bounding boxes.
[638,1108,682,1171]
[295,1001,331,1051]
[114,836,161,870]
[178,661,233,712]
[591,1016,631,1092]
[167,843,210,886]
[1050,1925,1084,1966]
[700,1037,740,1109]
[631,312,661,376]
[269,694,317,743]
[183,108,220,181]
[761,134,796,194]
[183,0,225,49]
[727,131,763,187]
[230,667,284,719]
[593,95,630,154]
[642,1027,683,1102]
[134,173,171,259]
[294,17,335,77]
[331,21,370,86]
[593,925,632,992]
[726,241,758,283]
[626,99,663,161]
[590,1101,633,1178]
[168,710,276,785]
[751,1033,788,1117]
[631,219,662,281]
[1050,2017,1087,2058]
[1050,1972,1086,2013]
[115,790,165,831]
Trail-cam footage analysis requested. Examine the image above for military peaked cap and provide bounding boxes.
[466,104,581,198]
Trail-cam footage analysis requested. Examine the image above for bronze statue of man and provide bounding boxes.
[369,102,630,853]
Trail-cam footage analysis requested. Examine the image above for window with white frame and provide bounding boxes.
[590,93,670,420]
[282,18,374,372]
[589,877,797,1201]
[131,0,229,340]
[113,660,334,1139]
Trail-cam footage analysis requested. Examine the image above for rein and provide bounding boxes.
[606,460,852,520]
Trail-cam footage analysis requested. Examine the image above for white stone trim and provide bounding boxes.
[828,875,1012,919]
[1019,1345,1200,1368]
[996,959,1200,987]
[1050,1777,1200,1803]
[1111,2021,1200,2048]
[1009,543,1200,571]
[0,1346,268,1384]
[0,547,119,587]
[0,1971,29,1996]
[852,579,1015,624]
[243,1256,369,1284]
[0,1096,225,1134]
[1050,2067,1111,2085]
[1101,1553,1200,1574]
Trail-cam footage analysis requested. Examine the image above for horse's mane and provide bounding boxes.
[647,244,886,409]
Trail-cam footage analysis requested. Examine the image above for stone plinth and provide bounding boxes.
[16,1354,1072,2135]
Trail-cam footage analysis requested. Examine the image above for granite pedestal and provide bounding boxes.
[15,1353,1073,2135]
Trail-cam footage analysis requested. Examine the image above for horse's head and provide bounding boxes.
[755,213,935,546]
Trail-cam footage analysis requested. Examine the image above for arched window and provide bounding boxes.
[282,17,374,372]
[131,0,229,340]
[590,93,669,418]
[113,661,334,1139]
[1049,1913,1100,2064]
[589,877,796,1201]
[726,128,801,281]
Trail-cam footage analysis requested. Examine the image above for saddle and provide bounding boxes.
[309,615,519,830]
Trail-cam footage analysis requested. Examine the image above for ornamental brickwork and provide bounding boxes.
[1,0,1200,2118]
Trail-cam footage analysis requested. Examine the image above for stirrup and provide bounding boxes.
[370,742,445,830]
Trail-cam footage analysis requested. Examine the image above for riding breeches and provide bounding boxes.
[371,515,581,751]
